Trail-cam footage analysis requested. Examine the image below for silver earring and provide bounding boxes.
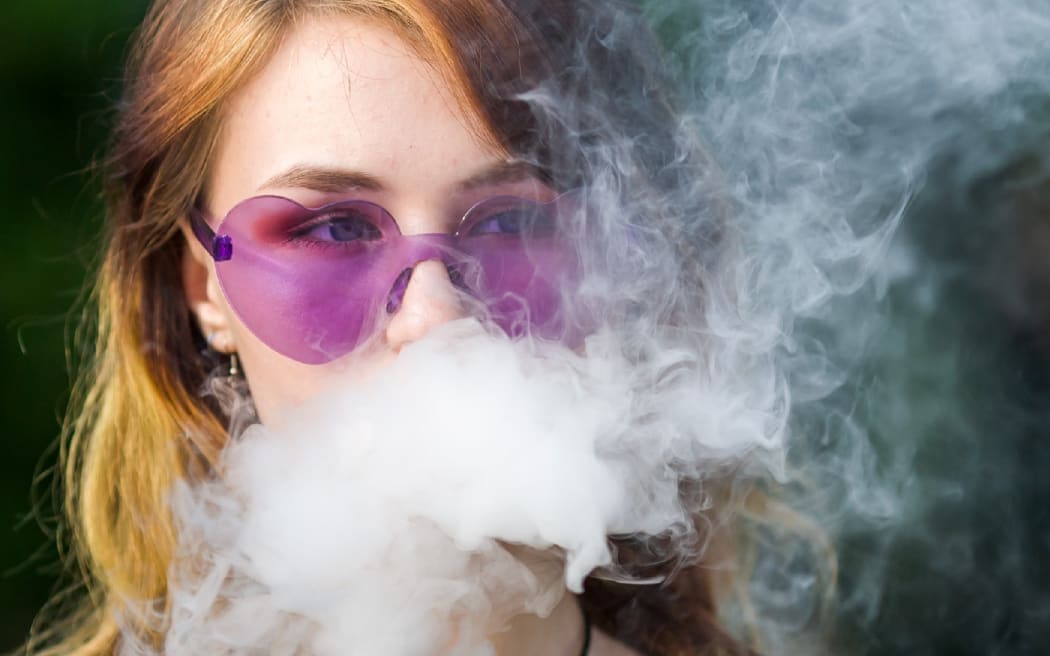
[229,353,240,377]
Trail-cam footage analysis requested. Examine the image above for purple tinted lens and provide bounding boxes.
[460,196,559,237]
[457,195,579,342]
[206,193,581,364]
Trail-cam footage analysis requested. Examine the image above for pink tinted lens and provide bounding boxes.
[210,193,581,364]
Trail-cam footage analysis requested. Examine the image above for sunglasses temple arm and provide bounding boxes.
[189,208,233,262]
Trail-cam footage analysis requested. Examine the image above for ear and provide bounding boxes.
[181,220,237,353]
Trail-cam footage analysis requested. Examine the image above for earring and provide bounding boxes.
[203,330,240,377]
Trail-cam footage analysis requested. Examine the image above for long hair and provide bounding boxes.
[26,1,762,654]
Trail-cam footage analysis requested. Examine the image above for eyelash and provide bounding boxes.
[283,215,380,251]
[275,193,557,250]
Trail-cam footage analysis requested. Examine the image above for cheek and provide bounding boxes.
[209,275,394,424]
[205,277,322,422]
[229,322,331,424]
[227,315,394,425]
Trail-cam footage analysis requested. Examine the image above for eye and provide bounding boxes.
[296,210,383,243]
[465,202,556,237]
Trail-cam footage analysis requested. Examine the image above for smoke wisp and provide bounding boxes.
[118,0,1050,653]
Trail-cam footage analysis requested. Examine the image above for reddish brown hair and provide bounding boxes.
[27,1,756,654]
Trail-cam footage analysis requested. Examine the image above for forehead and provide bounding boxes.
[207,14,502,213]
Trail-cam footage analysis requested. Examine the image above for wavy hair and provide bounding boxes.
[25,1,772,654]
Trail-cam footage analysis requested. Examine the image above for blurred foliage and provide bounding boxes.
[0,1,147,650]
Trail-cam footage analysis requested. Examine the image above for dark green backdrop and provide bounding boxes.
[1,2,149,649]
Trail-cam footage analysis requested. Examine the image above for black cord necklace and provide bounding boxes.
[579,609,592,656]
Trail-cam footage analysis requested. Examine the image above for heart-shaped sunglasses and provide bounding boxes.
[189,191,582,364]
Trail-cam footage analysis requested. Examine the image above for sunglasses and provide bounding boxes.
[189,191,582,364]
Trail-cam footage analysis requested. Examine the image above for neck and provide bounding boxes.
[488,593,588,656]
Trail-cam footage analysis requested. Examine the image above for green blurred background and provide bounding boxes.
[1,2,148,649]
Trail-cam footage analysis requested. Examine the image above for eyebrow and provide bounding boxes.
[456,160,544,191]
[260,166,385,193]
[258,160,544,194]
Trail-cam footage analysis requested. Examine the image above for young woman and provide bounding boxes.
[28,0,762,654]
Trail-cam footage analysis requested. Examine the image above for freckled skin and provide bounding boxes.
[181,15,640,656]
[184,16,547,423]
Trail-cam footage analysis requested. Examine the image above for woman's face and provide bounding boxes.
[183,15,554,423]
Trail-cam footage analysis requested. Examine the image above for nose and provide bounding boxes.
[384,260,465,352]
